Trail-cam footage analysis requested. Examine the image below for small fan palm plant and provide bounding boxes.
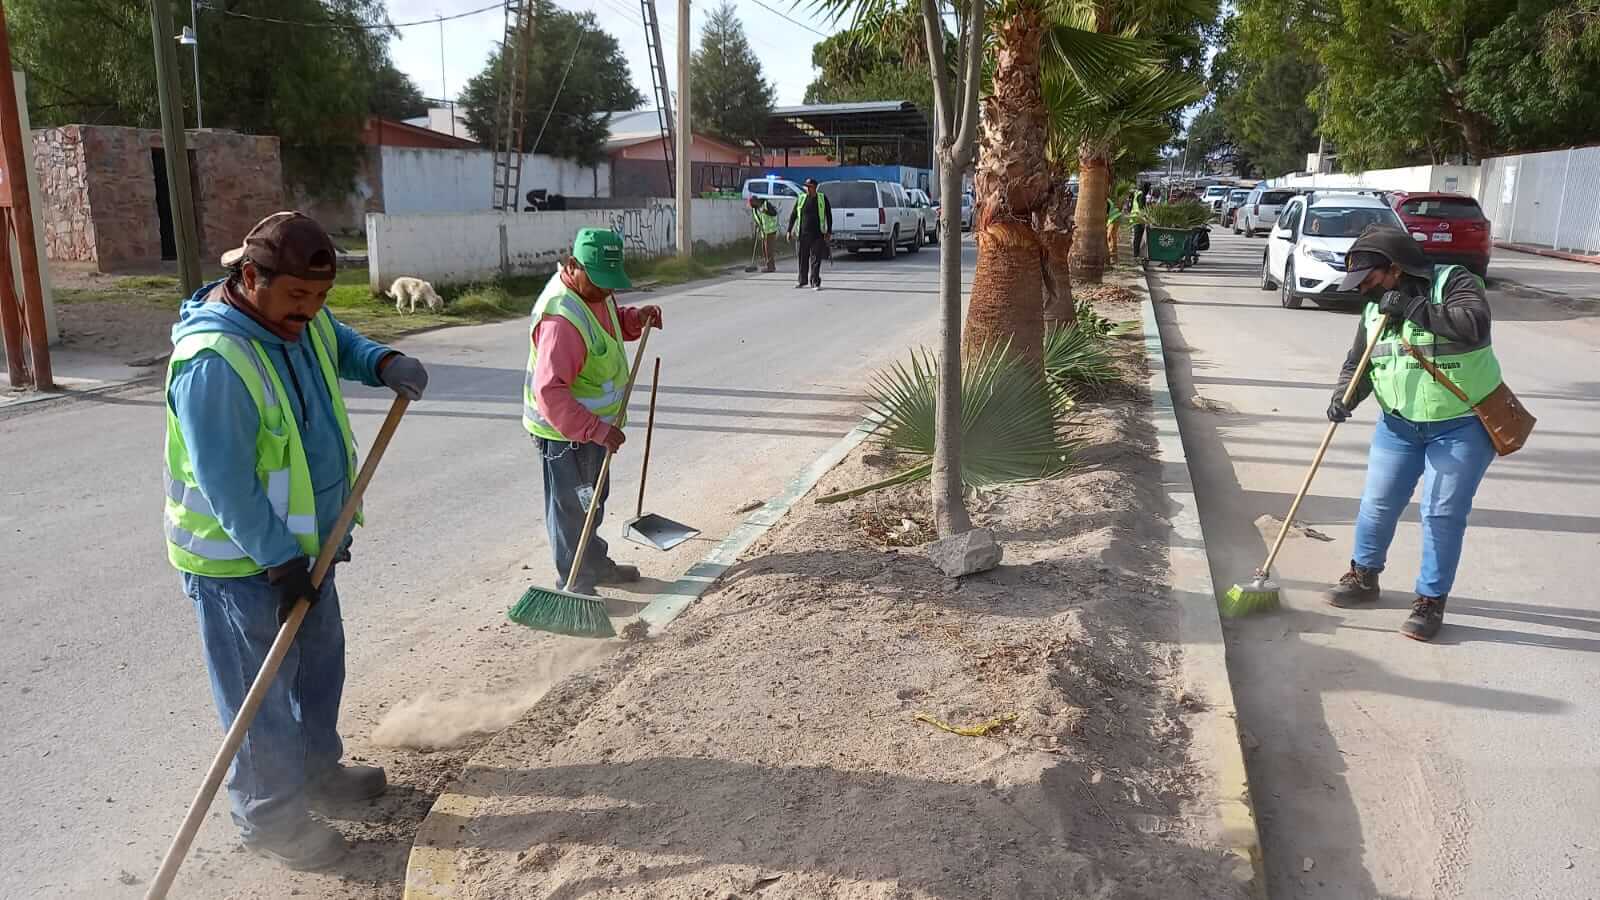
[818,341,1076,504]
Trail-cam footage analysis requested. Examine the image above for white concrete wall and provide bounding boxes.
[367,198,753,291]
[1267,165,1479,195]
[378,146,610,214]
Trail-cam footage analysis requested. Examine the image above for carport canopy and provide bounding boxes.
[758,101,932,167]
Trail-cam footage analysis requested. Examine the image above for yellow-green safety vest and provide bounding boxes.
[163,310,360,576]
[790,191,829,235]
[522,272,631,441]
[1363,265,1503,422]
[752,203,779,236]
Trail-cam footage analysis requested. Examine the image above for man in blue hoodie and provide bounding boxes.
[164,212,428,869]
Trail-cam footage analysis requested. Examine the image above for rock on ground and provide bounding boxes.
[925,527,1003,577]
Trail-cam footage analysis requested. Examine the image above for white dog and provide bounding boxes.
[386,276,444,313]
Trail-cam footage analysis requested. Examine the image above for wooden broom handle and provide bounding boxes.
[1257,315,1389,577]
[635,357,661,518]
[564,326,652,591]
[146,394,411,899]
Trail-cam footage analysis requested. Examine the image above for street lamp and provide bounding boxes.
[174,2,201,129]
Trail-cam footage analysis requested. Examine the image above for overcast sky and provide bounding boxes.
[383,0,840,114]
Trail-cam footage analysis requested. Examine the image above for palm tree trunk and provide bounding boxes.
[1069,147,1112,284]
[1040,162,1075,326]
[965,8,1049,366]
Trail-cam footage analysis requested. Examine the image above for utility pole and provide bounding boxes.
[0,1,52,389]
[150,0,202,296]
[188,0,201,128]
[675,0,691,257]
[438,13,453,136]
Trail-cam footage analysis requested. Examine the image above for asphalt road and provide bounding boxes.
[0,241,959,898]
[1152,231,1600,898]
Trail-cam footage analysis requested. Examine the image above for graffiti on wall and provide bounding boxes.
[609,202,676,257]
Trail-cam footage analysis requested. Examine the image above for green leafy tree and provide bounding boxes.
[689,2,776,144]
[804,13,956,115]
[457,0,642,166]
[369,65,429,122]
[7,0,406,195]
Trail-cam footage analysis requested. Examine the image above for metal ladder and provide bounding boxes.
[641,0,675,197]
[492,0,535,211]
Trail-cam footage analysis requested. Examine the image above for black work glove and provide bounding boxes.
[379,353,429,401]
[1327,399,1352,423]
[266,557,318,626]
[1377,290,1409,319]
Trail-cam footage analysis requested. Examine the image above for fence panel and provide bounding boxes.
[1477,146,1600,255]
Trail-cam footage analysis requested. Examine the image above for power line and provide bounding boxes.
[196,2,507,30]
[748,0,828,38]
[529,29,586,153]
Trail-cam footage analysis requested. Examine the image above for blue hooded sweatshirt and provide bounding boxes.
[167,279,394,571]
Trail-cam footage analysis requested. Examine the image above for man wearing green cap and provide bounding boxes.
[523,228,663,594]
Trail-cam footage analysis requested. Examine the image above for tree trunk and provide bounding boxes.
[1039,163,1075,326]
[933,151,973,537]
[965,8,1049,366]
[1069,147,1111,284]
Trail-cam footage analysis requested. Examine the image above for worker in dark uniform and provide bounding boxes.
[786,178,832,291]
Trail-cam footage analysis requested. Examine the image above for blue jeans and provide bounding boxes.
[536,437,615,592]
[183,571,344,842]
[1352,412,1495,598]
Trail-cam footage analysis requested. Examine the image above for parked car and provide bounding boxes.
[906,188,939,245]
[1260,193,1406,309]
[959,193,974,230]
[1202,184,1232,214]
[818,179,925,259]
[1238,187,1297,237]
[1387,191,1491,277]
[1221,189,1250,228]
[742,176,802,203]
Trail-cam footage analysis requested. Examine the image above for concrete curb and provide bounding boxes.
[402,418,876,899]
[1136,274,1268,898]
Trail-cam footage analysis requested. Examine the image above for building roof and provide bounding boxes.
[757,101,931,163]
[603,109,750,158]
[364,116,479,149]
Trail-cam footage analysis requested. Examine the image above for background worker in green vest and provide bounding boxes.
[1129,183,1149,260]
[748,195,779,272]
[787,177,832,290]
[1323,226,1501,641]
[164,212,429,868]
[1106,195,1125,265]
[524,228,663,594]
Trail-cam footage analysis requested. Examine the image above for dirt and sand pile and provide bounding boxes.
[440,317,1250,899]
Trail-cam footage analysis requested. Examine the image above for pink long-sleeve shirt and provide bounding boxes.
[532,294,646,443]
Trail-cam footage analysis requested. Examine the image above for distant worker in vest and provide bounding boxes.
[787,177,832,291]
[1106,195,1125,266]
[1324,226,1502,641]
[749,195,779,273]
[1129,183,1149,260]
[164,212,430,869]
[524,228,663,594]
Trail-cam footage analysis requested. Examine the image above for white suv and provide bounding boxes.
[818,179,924,259]
[1239,187,1297,237]
[1260,193,1406,309]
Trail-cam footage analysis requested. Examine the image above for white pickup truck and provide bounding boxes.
[817,179,925,259]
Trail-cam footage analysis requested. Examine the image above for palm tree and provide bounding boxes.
[1053,63,1206,283]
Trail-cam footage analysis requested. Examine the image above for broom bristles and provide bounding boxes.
[508,585,616,638]
[1220,577,1280,618]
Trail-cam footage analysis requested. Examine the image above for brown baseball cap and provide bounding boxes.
[220,211,338,281]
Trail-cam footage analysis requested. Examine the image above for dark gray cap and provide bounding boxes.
[1338,224,1432,291]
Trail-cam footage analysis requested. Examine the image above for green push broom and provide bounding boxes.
[1222,314,1390,617]
[509,324,653,638]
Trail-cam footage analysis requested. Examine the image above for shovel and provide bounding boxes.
[624,357,699,550]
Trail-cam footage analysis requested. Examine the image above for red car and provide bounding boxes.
[1386,191,1491,278]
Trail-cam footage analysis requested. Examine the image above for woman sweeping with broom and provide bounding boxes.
[1319,226,1516,641]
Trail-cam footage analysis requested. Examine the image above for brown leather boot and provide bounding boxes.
[1325,562,1381,608]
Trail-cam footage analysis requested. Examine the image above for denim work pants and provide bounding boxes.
[536,437,614,592]
[184,571,344,842]
[1352,412,1496,598]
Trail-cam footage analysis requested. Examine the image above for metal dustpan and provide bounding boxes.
[624,357,699,551]
[624,512,699,550]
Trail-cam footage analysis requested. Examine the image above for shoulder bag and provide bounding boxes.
[1399,337,1535,456]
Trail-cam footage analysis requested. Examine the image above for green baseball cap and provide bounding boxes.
[572,227,631,290]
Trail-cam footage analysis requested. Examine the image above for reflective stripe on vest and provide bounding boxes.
[162,309,360,576]
[1363,265,1503,423]
[752,206,779,235]
[522,273,631,441]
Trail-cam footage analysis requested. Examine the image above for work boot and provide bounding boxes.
[243,818,347,871]
[594,562,640,585]
[1400,595,1447,642]
[795,282,809,289]
[1324,562,1381,608]
[764,263,776,273]
[307,763,387,805]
